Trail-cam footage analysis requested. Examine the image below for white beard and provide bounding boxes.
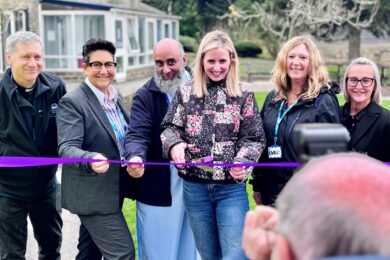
[153,67,186,94]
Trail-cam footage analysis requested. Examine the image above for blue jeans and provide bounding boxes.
[136,166,198,260]
[183,180,249,260]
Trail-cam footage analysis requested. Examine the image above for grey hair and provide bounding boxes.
[6,31,43,55]
[276,153,390,260]
[343,57,382,104]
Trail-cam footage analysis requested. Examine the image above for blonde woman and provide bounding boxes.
[341,57,390,162]
[161,30,265,259]
[251,36,340,206]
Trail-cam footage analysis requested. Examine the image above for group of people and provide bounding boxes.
[0,28,389,260]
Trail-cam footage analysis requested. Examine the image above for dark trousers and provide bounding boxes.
[76,224,103,260]
[0,189,62,260]
[78,212,135,260]
[76,167,134,260]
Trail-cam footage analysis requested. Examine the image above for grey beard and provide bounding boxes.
[153,67,185,94]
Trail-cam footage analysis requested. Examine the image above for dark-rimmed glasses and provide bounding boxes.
[346,77,375,88]
[88,61,117,71]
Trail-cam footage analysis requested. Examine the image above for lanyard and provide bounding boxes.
[273,98,300,145]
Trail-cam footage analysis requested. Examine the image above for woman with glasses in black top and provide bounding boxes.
[341,57,390,162]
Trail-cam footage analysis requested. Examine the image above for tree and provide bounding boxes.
[222,0,380,60]
[143,0,231,38]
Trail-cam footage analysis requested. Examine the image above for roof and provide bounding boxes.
[39,0,169,15]
[39,0,112,11]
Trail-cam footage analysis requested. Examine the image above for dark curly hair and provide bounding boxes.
[82,39,116,63]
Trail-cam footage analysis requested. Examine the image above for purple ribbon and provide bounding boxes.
[0,156,301,168]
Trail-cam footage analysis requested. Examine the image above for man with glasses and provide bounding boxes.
[57,38,137,259]
[0,31,65,259]
[124,38,198,260]
[241,153,390,259]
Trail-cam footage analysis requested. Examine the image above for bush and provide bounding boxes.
[235,41,262,58]
[180,35,197,53]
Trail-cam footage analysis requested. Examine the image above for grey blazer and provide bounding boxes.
[57,83,129,215]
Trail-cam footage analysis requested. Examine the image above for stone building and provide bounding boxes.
[0,0,180,81]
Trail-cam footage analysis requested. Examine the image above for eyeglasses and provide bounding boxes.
[346,77,375,88]
[88,61,117,71]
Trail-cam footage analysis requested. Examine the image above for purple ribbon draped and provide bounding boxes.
[0,156,301,168]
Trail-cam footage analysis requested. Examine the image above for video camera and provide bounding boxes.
[292,123,350,163]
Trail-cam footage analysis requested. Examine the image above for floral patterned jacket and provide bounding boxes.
[161,80,266,183]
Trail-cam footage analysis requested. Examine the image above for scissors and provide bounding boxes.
[190,156,214,173]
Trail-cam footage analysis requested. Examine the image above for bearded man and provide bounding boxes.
[124,38,198,260]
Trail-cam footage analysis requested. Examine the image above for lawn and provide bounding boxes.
[122,91,390,257]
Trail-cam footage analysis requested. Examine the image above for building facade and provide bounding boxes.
[0,0,180,81]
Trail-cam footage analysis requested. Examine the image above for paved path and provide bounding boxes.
[26,169,79,259]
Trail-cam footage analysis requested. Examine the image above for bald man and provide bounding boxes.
[242,153,390,260]
[124,38,198,260]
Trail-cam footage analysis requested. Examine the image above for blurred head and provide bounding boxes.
[6,31,43,88]
[153,38,187,94]
[81,39,116,93]
[193,30,240,98]
[343,57,381,106]
[272,36,329,100]
[274,153,390,260]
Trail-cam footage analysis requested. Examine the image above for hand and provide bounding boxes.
[253,191,262,205]
[169,142,187,169]
[229,162,246,180]
[242,206,279,260]
[127,156,144,178]
[91,154,109,174]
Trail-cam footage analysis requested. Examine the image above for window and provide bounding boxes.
[43,15,72,68]
[147,21,155,50]
[127,18,139,51]
[164,23,170,38]
[172,21,177,39]
[115,20,123,48]
[43,14,105,69]
[15,10,27,31]
[138,17,145,52]
[157,20,162,41]
[3,11,15,39]
[75,15,105,55]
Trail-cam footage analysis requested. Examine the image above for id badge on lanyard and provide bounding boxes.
[268,145,282,158]
[269,98,299,159]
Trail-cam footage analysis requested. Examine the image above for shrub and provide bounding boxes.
[180,35,197,53]
[235,41,262,58]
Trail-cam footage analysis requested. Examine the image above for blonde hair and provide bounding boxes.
[272,36,329,100]
[343,57,382,104]
[193,30,240,98]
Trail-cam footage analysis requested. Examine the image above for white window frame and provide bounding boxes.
[15,10,27,31]
[163,21,170,38]
[40,10,108,71]
[146,19,156,52]
[126,17,140,53]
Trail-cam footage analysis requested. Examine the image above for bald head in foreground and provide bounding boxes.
[243,153,390,260]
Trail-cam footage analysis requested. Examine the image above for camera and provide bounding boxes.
[292,123,350,163]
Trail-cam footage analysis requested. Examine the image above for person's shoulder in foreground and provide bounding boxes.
[241,152,390,260]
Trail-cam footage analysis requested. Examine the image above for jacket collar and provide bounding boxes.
[80,82,129,143]
[346,101,381,146]
[3,68,56,101]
